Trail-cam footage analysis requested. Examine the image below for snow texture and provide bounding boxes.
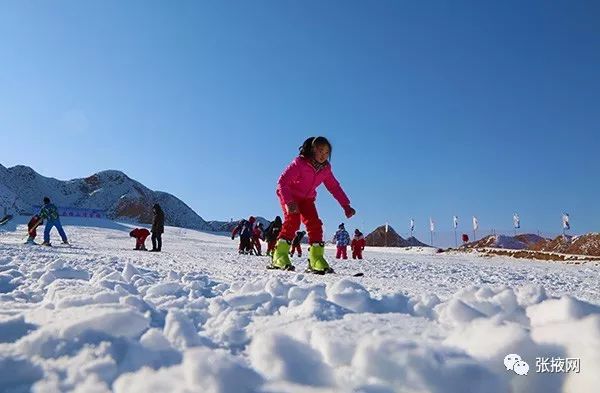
[0,218,599,392]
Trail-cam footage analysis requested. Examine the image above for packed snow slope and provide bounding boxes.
[1,218,599,393]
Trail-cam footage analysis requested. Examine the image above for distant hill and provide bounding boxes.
[463,234,531,250]
[530,233,600,256]
[365,225,430,247]
[0,164,211,231]
[462,232,600,257]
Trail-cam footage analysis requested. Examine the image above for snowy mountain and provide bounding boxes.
[464,234,531,250]
[0,164,211,231]
[365,224,430,247]
[0,182,30,216]
[405,236,431,247]
[530,233,600,256]
[514,233,547,246]
[463,233,600,257]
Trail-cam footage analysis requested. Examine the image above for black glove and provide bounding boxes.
[231,235,235,240]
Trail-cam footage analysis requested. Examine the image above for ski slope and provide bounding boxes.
[1,218,599,392]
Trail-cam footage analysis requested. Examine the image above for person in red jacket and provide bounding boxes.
[25,215,43,244]
[252,222,264,256]
[462,233,470,244]
[129,228,150,251]
[351,229,366,259]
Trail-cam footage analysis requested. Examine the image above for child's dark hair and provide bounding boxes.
[299,136,332,160]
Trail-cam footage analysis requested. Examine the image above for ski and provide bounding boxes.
[0,214,13,226]
[37,242,74,248]
[266,264,363,277]
[266,264,296,272]
[304,269,364,277]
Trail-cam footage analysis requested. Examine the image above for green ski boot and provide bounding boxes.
[269,239,295,271]
[307,243,334,274]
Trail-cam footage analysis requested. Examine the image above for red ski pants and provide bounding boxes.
[135,234,148,249]
[253,237,262,254]
[352,248,363,259]
[336,246,348,259]
[278,198,323,244]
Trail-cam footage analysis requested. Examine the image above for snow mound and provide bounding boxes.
[249,332,333,387]
[0,222,599,392]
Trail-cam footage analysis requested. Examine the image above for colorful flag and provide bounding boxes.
[513,213,520,229]
[410,219,415,232]
[453,215,458,229]
[562,213,570,230]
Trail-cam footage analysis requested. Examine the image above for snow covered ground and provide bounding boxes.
[1,217,599,393]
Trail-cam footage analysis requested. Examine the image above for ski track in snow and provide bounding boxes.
[1,218,599,393]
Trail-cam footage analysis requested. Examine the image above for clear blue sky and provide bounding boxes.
[1,1,599,244]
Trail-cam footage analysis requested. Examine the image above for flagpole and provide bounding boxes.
[385,222,388,247]
[452,216,458,247]
[429,218,434,247]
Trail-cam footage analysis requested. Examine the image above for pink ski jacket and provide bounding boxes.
[276,156,350,207]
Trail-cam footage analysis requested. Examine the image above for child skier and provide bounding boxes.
[290,230,306,257]
[252,222,264,256]
[129,228,150,250]
[25,215,43,244]
[232,216,255,254]
[271,136,355,273]
[351,229,366,259]
[333,223,350,259]
[264,216,282,256]
[39,197,69,246]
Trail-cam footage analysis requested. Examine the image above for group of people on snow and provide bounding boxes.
[127,203,165,251]
[333,223,366,260]
[230,215,286,257]
[26,198,165,252]
[233,136,364,274]
[24,136,362,273]
[233,219,366,262]
[26,197,69,246]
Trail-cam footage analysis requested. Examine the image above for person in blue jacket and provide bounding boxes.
[39,197,69,246]
[332,223,350,259]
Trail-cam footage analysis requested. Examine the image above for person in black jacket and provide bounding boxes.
[150,203,165,252]
[264,216,282,256]
[231,217,255,255]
